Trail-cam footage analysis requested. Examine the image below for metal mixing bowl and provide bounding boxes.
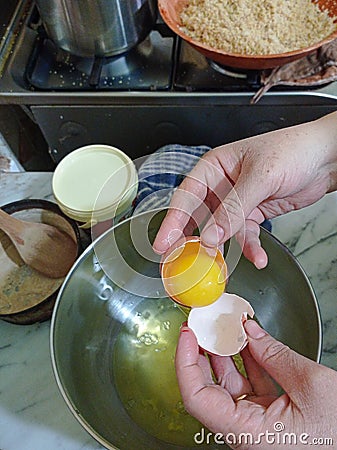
[50,209,321,450]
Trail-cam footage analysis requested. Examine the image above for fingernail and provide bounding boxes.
[254,254,268,270]
[180,321,189,333]
[245,320,266,339]
[254,259,267,270]
[180,327,189,333]
[201,224,224,246]
[167,228,183,246]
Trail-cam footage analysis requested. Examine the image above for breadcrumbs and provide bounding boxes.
[180,0,337,55]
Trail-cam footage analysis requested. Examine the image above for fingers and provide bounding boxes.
[153,144,273,271]
[175,326,236,428]
[201,175,270,247]
[154,161,271,262]
[210,343,279,402]
[235,219,268,269]
[152,207,188,254]
[244,320,317,403]
[240,345,278,397]
[153,156,232,254]
[210,354,253,399]
[175,325,213,397]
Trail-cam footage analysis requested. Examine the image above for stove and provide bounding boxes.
[5,4,325,94]
[26,18,175,92]
[1,0,337,163]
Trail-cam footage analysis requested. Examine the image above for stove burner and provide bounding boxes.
[26,28,175,91]
[78,38,157,87]
[208,61,249,79]
[174,40,262,91]
[208,60,261,87]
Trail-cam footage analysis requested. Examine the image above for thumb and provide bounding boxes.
[244,320,316,402]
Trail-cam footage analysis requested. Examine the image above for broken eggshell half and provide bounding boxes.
[187,292,255,356]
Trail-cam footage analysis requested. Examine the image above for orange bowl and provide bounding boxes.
[158,0,337,69]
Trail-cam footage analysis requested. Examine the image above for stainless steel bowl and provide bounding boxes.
[35,0,158,57]
[51,209,321,450]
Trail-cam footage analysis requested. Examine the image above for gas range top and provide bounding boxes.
[18,6,328,94]
[1,0,337,108]
[27,32,262,92]
[27,21,175,91]
[19,3,261,93]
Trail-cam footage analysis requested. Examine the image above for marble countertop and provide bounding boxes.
[0,171,336,450]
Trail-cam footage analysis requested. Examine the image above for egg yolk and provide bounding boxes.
[161,240,226,308]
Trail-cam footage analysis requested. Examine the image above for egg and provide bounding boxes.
[188,292,255,356]
[161,237,226,308]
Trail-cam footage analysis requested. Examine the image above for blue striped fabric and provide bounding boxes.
[134,144,210,214]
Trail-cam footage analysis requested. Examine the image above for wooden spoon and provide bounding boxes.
[0,208,78,278]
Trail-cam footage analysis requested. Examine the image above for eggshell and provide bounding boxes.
[187,292,255,356]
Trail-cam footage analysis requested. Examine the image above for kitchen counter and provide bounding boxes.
[0,171,336,450]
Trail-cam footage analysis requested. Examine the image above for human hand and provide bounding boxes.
[175,320,337,450]
[153,112,337,268]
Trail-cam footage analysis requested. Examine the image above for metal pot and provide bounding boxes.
[35,0,158,57]
[51,209,321,449]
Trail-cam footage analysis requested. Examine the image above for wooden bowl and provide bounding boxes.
[158,0,337,69]
[0,199,81,325]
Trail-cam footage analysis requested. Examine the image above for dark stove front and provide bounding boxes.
[30,101,337,164]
